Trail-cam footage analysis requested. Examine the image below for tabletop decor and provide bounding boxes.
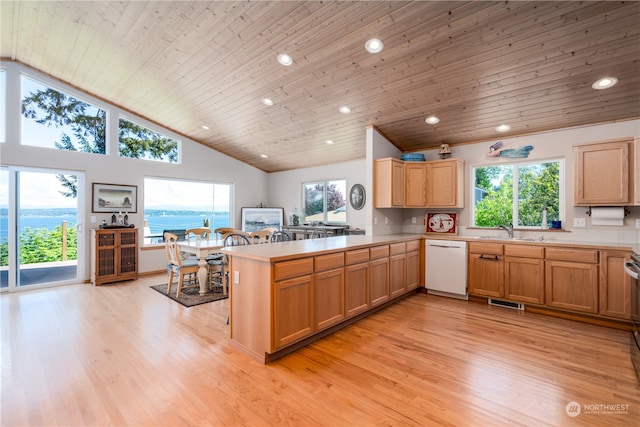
[92,183,137,213]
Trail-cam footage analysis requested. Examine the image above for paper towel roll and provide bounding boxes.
[591,207,624,226]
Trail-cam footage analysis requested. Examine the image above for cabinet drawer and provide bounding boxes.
[274,258,314,281]
[406,240,421,252]
[314,253,344,272]
[545,247,598,263]
[468,242,503,255]
[345,249,370,265]
[389,242,406,255]
[504,244,544,259]
[370,245,390,259]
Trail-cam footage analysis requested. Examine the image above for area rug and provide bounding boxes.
[150,283,228,307]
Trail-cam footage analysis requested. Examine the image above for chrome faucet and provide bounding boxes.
[496,223,514,239]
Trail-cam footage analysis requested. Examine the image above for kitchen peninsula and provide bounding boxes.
[220,234,423,363]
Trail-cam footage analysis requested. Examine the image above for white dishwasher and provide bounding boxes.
[425,239,468,300]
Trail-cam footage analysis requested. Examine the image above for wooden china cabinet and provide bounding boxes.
[91,228,139,286]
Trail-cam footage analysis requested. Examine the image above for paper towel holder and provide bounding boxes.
[585,207,630,217]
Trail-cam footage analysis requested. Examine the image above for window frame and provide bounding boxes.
[142,177,233,246]
[301,179,347,225]
[469,158,564,229]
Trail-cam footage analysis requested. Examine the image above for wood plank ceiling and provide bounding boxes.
[2,1,639,172]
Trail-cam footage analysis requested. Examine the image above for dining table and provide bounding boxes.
[177,238,225,296]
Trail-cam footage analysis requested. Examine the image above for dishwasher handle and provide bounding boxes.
[479,254,499,261]
[429,244,463,249]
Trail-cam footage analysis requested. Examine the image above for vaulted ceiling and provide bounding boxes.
[2,1,639,172]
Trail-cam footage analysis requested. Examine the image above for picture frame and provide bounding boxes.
[240,207,284,232]
[349,184,366,210]
[92,183,138,213]
[425,212,458,235]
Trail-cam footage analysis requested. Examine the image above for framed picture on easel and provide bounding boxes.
[240,207,284,232]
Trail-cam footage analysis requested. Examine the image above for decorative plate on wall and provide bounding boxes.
[425,213,458,235]
[349,184,366,210]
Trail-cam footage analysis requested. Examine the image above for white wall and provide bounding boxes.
[268,158,367,230]
[1,62,268,277]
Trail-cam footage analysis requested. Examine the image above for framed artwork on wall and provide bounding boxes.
[92,183,137,213]
[349,184,366,210]
[425,212,458,235]
[240,207,284,232]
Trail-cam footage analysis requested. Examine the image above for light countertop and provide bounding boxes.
[219,234,422,262]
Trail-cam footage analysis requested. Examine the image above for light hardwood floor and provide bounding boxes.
[2,273,638,426]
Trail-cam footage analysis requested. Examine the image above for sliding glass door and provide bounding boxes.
[0,166,84,291]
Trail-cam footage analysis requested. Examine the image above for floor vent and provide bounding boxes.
[488,299,524,310]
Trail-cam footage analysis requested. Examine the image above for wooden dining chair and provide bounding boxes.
[250,229,272,244]
[309,229,328,239]
[270,230,292,242]
[164,232,200,298]
[185,227,210,241]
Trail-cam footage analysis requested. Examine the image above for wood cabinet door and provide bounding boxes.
[117,230,138,276]
[315,268,345,331]
[369,257,390,306]
[635,137,640,205]
[574,140,630,205]
[273,275,314,350]
[405,250,421,290]
[426,159,463,208]
[468,253,504,298]
[505,257,544,304]
[404,162,427,207]
[94,230,117,282]
[344,263,369,318]
[599,250,631,319]
[545,260,598,313]
[389,254,406,298]
[374,158,405,208]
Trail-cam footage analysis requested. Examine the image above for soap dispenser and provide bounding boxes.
[541,206,548,229]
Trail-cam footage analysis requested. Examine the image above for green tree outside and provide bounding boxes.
[474,162,559,227]
[0,225,77,265]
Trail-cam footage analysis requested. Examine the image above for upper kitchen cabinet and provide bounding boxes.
[374,158,405,208]
[635,137,640,205]
[404,162,428,207]
[426,159,465,208]
[573,138,633,206]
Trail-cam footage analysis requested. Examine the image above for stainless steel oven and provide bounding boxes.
[624,252,640,382]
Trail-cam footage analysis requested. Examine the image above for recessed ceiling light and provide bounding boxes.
[496,124,511,132]
[261,98,274,106]
[592,77,618,90]
[325,140,334,145]
[277,53,293,66]
[365,38,384,54]
[339,106,351,114]
[200,125,210,130]
[425,116,440,124]
[260,154,269,159]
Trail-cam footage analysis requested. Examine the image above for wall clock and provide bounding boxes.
[349,184,366,210]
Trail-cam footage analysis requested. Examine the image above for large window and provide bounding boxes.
[119,117,178,163]
[21,75,107,152]
[303,180,346,224]
[472,160,563,228]
[143,177,232,244]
